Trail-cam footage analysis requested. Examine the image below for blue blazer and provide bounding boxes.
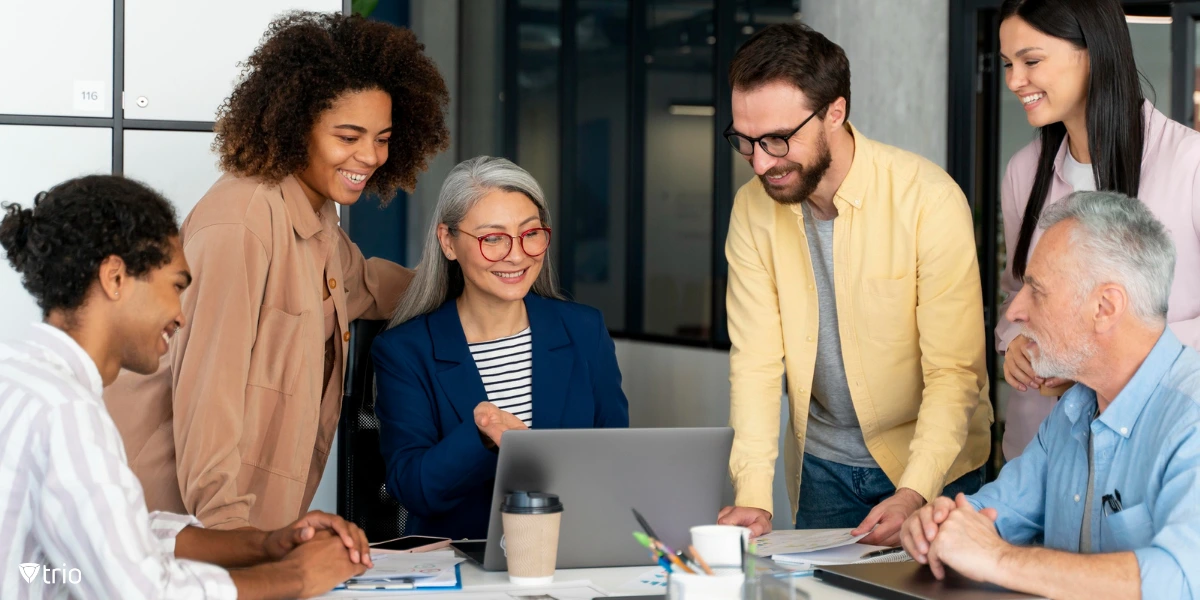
[372,294,630,539]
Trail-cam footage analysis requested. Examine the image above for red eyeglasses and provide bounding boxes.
[457,227,552,262]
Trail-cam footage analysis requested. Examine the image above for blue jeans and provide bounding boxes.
[794,453,985,528]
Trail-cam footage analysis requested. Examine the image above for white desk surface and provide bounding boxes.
[323,561,874,599]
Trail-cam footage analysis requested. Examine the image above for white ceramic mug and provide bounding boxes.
[689,525,751,568]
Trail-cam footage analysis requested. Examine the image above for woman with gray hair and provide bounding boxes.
[371,156,629,539]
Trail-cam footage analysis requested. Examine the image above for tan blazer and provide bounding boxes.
[105,173,413,531]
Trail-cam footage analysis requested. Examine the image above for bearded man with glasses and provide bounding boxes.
[716,23,993,547]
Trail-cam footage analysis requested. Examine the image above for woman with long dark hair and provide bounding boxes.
[997,0,1200,458]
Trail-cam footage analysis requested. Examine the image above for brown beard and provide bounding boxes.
[759,131,832,205]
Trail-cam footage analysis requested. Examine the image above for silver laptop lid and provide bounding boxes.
[482,427,734,570]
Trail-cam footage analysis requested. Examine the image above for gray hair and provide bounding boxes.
[388,156,563,327]
[1039,190,1175,325]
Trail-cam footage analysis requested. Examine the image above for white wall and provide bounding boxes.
[0,126,113,339]
[123,131,221,219]
[0,0,113,118]
[803,0,949,167]
[123,0,341,122]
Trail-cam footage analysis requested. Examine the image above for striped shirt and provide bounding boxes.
[0,324,236,599]
[469,328,533,426]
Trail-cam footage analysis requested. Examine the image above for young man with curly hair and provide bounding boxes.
[105,12,451,531]
[0,175,373,599]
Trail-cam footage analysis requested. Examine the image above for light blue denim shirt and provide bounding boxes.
[969,329,1200,599]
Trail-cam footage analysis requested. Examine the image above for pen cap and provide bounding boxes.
[502,491,563,515]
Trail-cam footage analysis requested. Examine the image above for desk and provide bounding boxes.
[323,561,878,598]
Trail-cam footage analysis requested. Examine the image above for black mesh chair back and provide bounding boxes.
[337,319,408,542]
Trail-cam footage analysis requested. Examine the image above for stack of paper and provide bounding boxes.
[752,528,911,568]
[753,528,869,557]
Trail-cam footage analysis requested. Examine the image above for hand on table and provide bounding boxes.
[280,531,369,598]
[923,494,1006,582]
[716,506,773,537]
[853,487,926,546]
[264,510,372,568]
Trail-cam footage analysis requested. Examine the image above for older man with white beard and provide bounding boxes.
[899,191,1200,600]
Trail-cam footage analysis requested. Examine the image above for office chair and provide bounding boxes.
[337,319,409,542]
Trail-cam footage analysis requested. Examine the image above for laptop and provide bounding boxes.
[815,562,1040,599]
[481,427,734,571]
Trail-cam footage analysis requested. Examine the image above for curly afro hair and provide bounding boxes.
[214,11,451,200]
[0,175,179,315]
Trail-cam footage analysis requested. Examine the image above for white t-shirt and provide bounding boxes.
[1063,146,1097,192]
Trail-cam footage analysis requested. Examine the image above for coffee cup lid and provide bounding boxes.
[502,491,563,514]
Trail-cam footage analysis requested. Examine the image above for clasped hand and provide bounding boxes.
[264,510,373,568]
[900,493,1008,583]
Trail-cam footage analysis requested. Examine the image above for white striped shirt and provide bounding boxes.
[469,328,533,426]
[0,324,236,599]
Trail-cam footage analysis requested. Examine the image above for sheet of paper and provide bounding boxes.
[615,567,670,593]
[770,543,891,565]
[322,584,606,599]
[351,550,464,581]
[751,528,869,557]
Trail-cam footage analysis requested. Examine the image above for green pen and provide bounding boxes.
[632,531,658,553]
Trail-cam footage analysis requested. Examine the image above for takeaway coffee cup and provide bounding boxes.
[501,491,564,585]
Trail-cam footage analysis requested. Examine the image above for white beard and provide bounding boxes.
[1022,328,1096,381]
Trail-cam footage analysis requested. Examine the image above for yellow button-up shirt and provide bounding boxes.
[726,123,992,521]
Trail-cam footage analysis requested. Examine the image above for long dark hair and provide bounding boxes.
[1001,0,1144,279]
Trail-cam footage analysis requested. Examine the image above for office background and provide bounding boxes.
[2,0,1199,530]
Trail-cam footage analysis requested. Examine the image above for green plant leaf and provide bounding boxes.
[352,0,379,17]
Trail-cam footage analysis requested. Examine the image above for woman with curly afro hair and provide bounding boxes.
[106,11,450,532]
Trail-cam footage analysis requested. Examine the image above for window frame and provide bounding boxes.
[501,0,755,350]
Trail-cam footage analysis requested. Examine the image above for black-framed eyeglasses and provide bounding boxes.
[723,107,824,158]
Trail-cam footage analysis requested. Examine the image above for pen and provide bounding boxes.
[654,540,696,574]
[632,508,699,565]
[633,531,699,575]
[657,555,674,573]
[345,577,416,585]
[1102,489,1124,514]
[688,545,715,575]
[631,508,662,540]
[859,546,908,560]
